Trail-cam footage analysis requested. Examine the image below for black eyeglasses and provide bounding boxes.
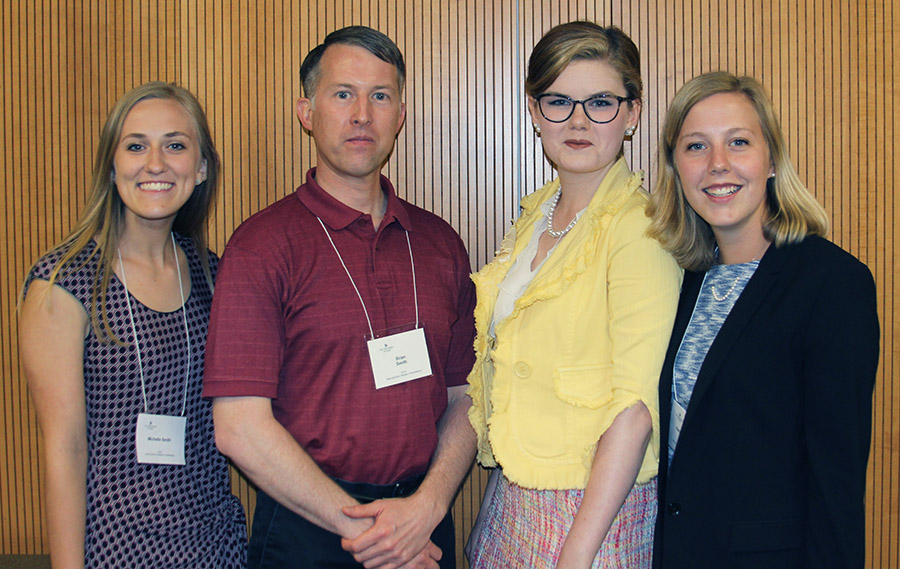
[535,94,633,124]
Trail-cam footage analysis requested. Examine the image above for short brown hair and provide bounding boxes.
[300,26,406,100]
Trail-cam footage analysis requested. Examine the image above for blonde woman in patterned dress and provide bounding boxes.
[19,83,246,568]
[466,21,682,569]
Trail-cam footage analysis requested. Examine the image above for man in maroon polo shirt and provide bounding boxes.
[203,26,477,569]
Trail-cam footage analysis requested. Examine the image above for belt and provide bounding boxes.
[333,473,426,503]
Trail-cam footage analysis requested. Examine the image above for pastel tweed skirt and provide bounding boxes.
[468,473,656,569]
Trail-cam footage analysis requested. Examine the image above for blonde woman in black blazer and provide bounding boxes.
[647,72,879,569]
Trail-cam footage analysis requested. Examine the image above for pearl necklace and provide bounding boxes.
[710,277,740,301]
[710,242,769,301]
[546,189,578,238]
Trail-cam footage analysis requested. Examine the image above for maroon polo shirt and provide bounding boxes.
[203,169,476,485]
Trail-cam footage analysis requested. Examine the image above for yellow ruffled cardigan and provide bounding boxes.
[466,158,682,489]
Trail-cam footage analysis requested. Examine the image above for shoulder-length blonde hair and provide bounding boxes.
[646,71,828,271]
[32,82,220,342]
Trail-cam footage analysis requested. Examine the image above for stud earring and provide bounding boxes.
[625,127,635,137]
[532,123,541,135]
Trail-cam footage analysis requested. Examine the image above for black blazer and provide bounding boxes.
[653,236,879,569]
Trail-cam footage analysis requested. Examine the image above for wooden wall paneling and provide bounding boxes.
[222,0,237,241]
[0,1,11,555]
[6,0,26,547]
[422,0,438,214]
[798,0,813,203]
[238,0,252,225]
[5,0,26,554]
[883,0,898,564]
[441,4,455,231]
[858,0,870,260]
[267,1,283,218]
[54,1,68,239]
[214,0,232,251]
[446,3,462,245]
[470,0,492,267]
[863,0,878,267]
[440,0,454,224]
[821,0,836,235]
[836,0,850,246]
[287,0,304,204]
[241,0,256,217]
[639,0,665,184]
[789,0,804,186]
[415,0,435,212]
[844,0,858,255]
[520,1,547,245]
[9,1,28,555]
[3,0,16,554]
[388,0,410,217]
[499,0,518,265]
[461,0,477,260]
[870,2,898,566]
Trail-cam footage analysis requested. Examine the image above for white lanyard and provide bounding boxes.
[117,233,191,416]
[316,217,420,337]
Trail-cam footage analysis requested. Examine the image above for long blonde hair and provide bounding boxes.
[647,72,828,271]
[32,82,220,342]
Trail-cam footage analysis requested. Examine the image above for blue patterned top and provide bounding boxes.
[668,260,759,462]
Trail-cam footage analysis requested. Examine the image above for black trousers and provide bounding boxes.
[248,483,456,569]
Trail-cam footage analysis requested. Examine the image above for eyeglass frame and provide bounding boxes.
[534,93,635,124]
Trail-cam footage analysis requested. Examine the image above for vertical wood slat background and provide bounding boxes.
[1,1,896,567]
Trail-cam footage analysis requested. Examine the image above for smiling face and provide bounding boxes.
[528,58,640,188]
[674,92,774,247]
[296,43,406,188]
[113,98,207,230]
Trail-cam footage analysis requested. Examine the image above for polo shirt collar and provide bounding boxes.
[298,168,413,231]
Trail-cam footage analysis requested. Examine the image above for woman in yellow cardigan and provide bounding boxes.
[466,22,681,569]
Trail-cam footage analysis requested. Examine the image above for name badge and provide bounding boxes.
[367,328,433,389]
[135,413,186,465]
[668,399,688,458]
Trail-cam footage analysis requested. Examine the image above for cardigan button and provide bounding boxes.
[513,361,531,378]
[667,502,681,516]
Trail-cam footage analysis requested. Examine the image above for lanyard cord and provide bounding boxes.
[405,230,419,328]
[118,233,191,416]
[316,217,419,337]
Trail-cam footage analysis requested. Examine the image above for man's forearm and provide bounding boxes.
[212,395,373,538]
[416,385,478,513]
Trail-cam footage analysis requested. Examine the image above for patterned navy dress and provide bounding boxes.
[26,234,246,568]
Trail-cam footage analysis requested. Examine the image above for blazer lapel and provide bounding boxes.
[658,268,703,474]
[678,243,793,436]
